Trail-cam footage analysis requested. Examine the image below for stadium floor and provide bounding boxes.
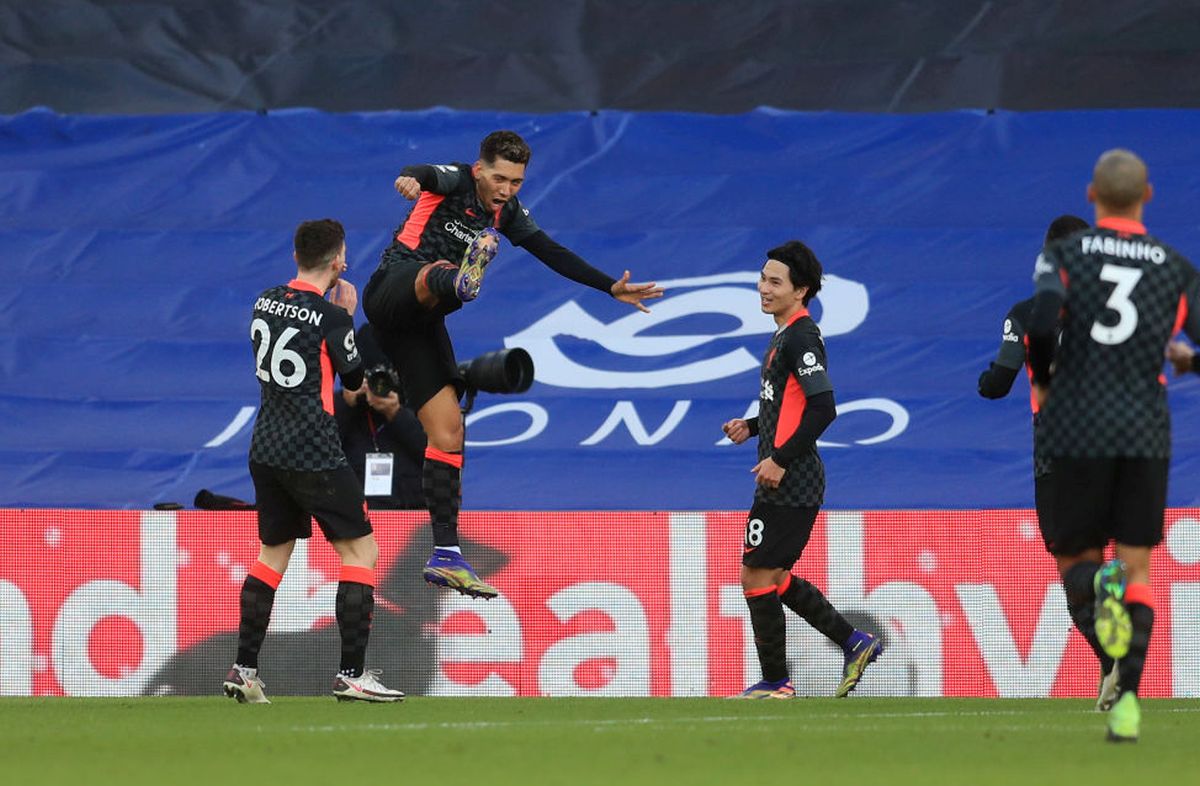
[3,696,1194,785]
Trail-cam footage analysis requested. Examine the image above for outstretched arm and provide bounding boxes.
[518,230,664,312]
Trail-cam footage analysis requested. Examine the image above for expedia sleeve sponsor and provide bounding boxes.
[995,305,1029,370]
[789,334,833,397]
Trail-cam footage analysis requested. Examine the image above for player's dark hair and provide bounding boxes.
[1044,214,1089,244]
[293,219,346,270]
[767,241,823,305]
[480,130,531,166]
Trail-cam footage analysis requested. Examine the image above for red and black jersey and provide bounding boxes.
[979,297,1051,476]
[378,163,541,272]
[249,279,363,471]
[1033,218,1200,458]
[755,309,833,508]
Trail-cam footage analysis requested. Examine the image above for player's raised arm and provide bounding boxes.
[394,163,469,199]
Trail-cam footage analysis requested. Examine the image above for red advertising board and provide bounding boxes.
[2,509,1198,698]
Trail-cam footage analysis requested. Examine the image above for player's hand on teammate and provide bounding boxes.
[751,457,785,489]
[394,175,422,200]
[722,419,752,444]
[1166,340,1195,376]
[611,270,664,313]
[329,279,358,316]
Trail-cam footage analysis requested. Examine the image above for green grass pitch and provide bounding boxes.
[3,697,1196,785]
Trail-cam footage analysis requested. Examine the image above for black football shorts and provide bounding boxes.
[741,501,819,569]
[1042,456,1167,556]
[363,260,466,412]
[250,461,372,546]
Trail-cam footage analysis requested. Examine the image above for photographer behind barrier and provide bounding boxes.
[332,320,534,509]
[334,323,427,509]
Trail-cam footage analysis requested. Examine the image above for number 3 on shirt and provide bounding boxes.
[1091,263,1143,346]
[251,318,307,387]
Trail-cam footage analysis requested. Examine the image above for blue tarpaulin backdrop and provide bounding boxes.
[4,107,1200,509]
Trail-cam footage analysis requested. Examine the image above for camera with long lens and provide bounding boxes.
[365,364,401,397]
[458,348,534,394]
[456,348,534,415]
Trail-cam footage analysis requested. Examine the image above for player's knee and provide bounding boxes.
[427,419,464,452]
[446,417,464,448]
[414,274,436,309]
[415,261,453,309]
[257,541,295,573]
[336,534,378,569]
[740,565,777,592]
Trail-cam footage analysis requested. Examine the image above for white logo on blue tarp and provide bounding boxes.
[505,272,869,389]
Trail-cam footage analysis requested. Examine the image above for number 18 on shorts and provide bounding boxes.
[741,501,820,569]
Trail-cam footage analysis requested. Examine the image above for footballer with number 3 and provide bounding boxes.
[722,241,882,699]
[224,219,404,705]
[1028,149,1200,741]
[363,130,662,599]
[977,215,1126,711]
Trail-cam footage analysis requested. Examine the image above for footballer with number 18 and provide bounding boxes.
[722,241,882,699]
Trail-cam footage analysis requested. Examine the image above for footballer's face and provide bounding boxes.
[473,157,526,212]
[758,259,807,320]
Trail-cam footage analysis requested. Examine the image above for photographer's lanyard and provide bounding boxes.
[363,410,394,496]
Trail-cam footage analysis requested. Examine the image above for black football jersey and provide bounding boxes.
[1033,218,1200,458]
[378,163,541,270]
[755,310,833,507]
[987,297,1050,476]
[249,279,362,471]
